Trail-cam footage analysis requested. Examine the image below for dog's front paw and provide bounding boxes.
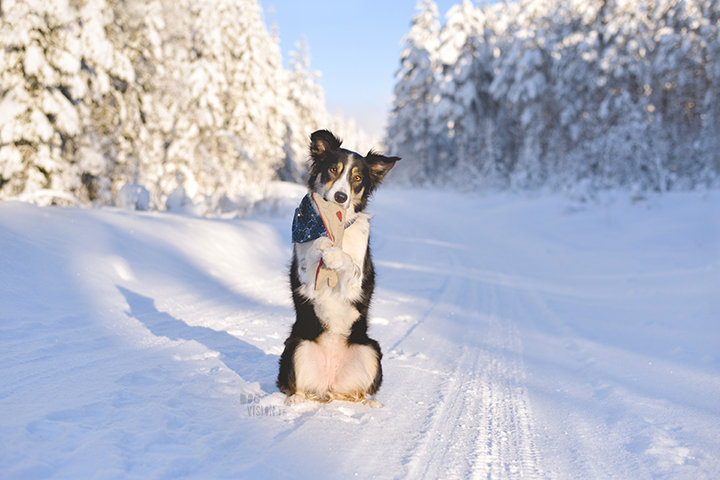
[285,394,306,406]
[308,237,334,263]
[322,247,350,270]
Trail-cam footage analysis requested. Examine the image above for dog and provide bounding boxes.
[277,130,400,407]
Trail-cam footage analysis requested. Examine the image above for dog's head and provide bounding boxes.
[307,130,400,213]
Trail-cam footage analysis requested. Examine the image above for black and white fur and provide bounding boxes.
[277,130,400,407]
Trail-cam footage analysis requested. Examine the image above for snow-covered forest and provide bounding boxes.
[387,0,720,191]
[4,0,719,213]
[0,0,373,212]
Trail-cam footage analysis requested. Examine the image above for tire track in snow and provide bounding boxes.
[472,315,544,480]
[397,250,545,479]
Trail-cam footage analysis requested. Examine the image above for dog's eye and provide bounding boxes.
[353,175,362,183]
[329,166,338,175]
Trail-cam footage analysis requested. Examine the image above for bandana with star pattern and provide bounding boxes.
[291,194,356,244]
[291,194,327,244]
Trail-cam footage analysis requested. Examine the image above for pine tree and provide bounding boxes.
[145,0,291,212]
[0,0,122,204]
[386,0,441,184]
[282,36,329,183]
[495,0,555,188]
[102,0,167,205]
[433,0,493,186]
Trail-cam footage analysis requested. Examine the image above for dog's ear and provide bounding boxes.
[366,151,401,184]
[310,130,342,161]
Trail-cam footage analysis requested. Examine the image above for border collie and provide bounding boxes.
[277,130,400,407]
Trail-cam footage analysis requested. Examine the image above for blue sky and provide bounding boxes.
[259,1,459,138]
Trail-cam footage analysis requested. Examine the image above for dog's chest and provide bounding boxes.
[295,215,370,335]
[339,216,370,272]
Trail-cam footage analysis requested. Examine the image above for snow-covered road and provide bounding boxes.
[1,188,718,479]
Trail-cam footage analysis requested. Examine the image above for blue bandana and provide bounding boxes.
[292,194,328,243]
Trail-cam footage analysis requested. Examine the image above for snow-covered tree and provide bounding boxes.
[81,0,170,207]
[0,0,131,205]
[151,0,290,213]
[434,0,500,186]
[282,36,329,183]
[386,0,442,184]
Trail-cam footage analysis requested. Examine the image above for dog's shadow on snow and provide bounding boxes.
[118,286,279,392]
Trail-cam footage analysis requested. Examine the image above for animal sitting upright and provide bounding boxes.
[277,130,400,407]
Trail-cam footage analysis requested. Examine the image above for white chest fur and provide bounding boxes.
[295,214,370,335]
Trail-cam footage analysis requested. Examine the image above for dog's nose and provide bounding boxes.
[334,192,348,204]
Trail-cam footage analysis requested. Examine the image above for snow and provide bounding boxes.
[1,188,719,479]
[22,45,45,77]
[117,183,151,211]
